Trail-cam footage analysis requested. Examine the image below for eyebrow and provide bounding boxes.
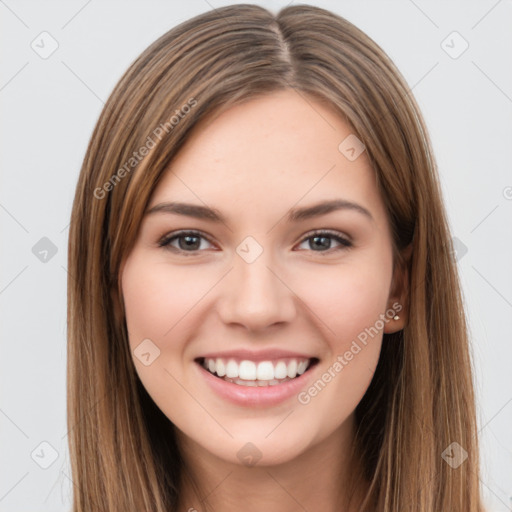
[145,199,373,223]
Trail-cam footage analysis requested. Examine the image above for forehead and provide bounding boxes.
[149,90,386,225]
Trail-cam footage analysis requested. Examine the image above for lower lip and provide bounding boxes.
[196,362,317,407]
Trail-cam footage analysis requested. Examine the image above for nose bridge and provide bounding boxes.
[219,239,296,329]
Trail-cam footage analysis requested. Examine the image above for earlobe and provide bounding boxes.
[384,243,412,334]
[384,304,405,333]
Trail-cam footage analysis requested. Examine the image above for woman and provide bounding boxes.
[66,4,485,511]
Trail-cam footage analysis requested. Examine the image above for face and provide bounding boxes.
[121,89,406,468]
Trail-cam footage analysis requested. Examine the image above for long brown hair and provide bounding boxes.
[67,4,484,511]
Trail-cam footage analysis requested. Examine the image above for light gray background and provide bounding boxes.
[1,0,511,510]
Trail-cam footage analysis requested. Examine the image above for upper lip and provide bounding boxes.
[197,349,316,362]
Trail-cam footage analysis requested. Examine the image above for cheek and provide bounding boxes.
[298,255,393,345]
[122,266,172,345]
[121,254,205,424]
[122,255,207,345]
[291,254,392,407]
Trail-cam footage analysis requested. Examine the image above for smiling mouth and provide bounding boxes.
[196,357,319,387]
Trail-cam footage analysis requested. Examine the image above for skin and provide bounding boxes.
[120,89,408,512]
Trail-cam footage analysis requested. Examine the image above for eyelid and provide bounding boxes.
[300,228,352,244]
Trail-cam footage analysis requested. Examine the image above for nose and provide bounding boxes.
[217,249,297,332]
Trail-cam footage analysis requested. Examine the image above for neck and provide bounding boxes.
[175,416,368,512]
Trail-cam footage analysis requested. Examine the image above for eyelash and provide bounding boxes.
[157,229,353,256]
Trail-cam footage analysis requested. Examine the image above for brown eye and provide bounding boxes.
[159,231,215,255]
[297,230,352,253]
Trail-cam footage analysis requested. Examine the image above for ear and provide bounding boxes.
[384,243,412,334]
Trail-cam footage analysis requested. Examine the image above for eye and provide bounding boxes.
[158,230,215,255]
[158,229,352,256]
[296,230,352,253]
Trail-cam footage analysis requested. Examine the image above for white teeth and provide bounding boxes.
[201,357,313,382]
[226,377,293,387]
[225,360,238,378]
[274,361,288,379]
[297,361,308,375]
[239,360,257,380]
[216,359,226,377]
[287,359,297,378]
[256,361,274,380]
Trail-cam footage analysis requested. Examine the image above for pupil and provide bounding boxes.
[312,235,330,250]
[180,235,199,250]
